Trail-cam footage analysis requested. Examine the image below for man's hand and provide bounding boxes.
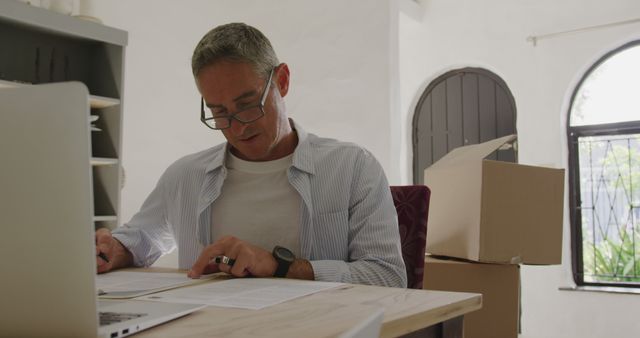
[188,236,315,280]
[95,228,133,274]
[188,236,278,278]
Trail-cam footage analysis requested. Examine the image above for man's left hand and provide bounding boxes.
[188,236,277,278]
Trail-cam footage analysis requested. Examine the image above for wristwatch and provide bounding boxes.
[272,245,295,278]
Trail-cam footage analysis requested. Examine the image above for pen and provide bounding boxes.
[97,252,110,263]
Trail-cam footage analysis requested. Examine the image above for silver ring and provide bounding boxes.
[214,255,235,266]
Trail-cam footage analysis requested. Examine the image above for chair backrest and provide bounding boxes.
[390,185,431,289]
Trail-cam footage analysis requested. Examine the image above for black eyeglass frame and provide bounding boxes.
[200,68,275,130]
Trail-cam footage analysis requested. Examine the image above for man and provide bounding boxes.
[95,23,406,288]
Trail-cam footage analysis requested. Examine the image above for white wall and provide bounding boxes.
[398,1,640,337]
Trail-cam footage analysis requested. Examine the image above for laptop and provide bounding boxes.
[0,82,205,337]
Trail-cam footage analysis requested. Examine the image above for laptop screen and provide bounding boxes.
[0,82,99,336]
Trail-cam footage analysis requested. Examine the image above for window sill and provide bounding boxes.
[559,285,640,295]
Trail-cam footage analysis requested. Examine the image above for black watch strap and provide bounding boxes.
[272,246,295,278]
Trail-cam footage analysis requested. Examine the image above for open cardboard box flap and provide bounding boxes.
[425,135,564,265]
[430,135,517,169]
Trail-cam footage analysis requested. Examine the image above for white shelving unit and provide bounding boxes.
[0,1,128,230]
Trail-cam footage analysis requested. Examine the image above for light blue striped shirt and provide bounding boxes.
[113,121,407,287]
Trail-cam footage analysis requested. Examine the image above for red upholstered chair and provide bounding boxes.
[390,185,430,289]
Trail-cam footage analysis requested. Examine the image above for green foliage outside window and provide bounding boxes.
[579,135,640,283]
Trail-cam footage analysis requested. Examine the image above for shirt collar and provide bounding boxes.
[289,119,315,175]
[204,118,315,175]
[204,143,229,174]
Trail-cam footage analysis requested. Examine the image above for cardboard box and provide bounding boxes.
[423,256,520,338]
[424,135,564,264]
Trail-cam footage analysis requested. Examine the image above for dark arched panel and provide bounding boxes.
[412,68,517,184]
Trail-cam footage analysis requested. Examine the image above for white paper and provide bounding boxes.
[96,271,219,299]
[136,278,343,310]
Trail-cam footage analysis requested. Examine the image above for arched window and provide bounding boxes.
[412,68,517,184]
[568,41,640,287]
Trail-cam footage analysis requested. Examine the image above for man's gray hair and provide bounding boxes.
[191,23,279,78]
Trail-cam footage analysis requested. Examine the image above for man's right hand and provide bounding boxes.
[95,228,133,274]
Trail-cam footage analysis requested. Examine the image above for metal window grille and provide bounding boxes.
[569,124,640,287]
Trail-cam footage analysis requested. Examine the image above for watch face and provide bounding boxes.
[276,246,295,261]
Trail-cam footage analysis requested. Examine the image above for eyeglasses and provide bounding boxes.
[200,68,275,130]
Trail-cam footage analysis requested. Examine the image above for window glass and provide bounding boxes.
[570,45,640,126]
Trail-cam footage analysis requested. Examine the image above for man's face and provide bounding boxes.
[197,61,293,161]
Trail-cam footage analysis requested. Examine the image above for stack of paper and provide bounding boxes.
[96,271,221,299]
[137,278,343,310]
[97,271,343,310]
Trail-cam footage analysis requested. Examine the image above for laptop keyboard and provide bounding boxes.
[99,311,147,326]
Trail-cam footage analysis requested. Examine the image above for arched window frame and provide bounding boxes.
[567,39,640,288]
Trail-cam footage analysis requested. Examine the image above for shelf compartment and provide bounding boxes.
[91,105,120,158]
[94,217,118,231]
[90,94,120,108]
[91,157,119,166]
[92,166,118,217]
[0,15,125,99]
[93,215,117,222]
[0,79,120,109]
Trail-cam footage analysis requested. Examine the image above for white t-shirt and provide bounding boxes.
[211,151,301,256]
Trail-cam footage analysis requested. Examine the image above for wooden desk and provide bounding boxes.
[132,273,481,338]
